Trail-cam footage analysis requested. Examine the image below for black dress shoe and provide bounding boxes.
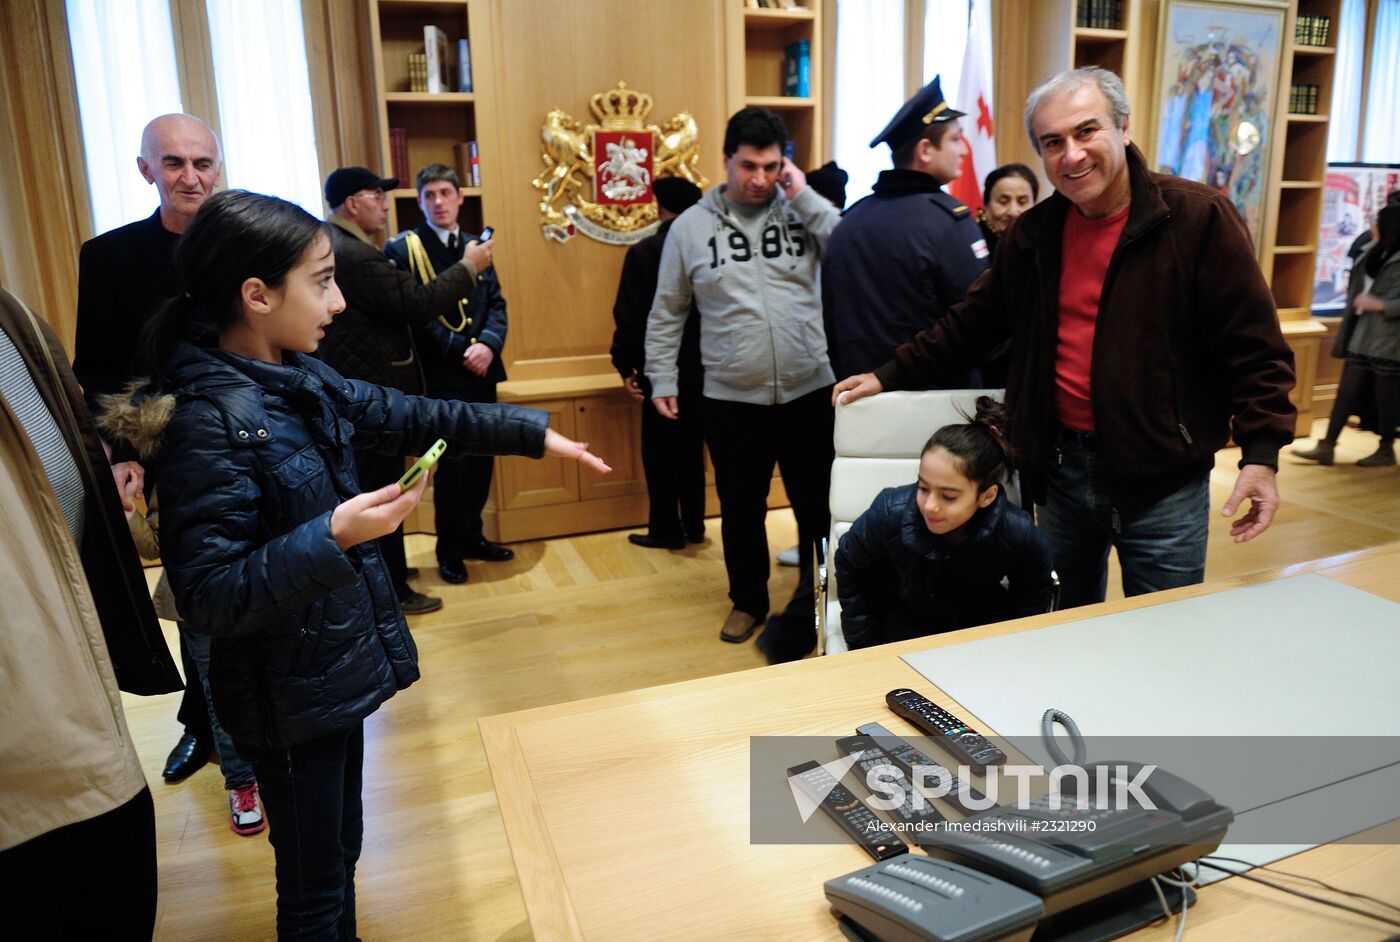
[438,561,469,584]
[628,533,685,550]
[685,526,706,544]
[162,732,212,782]
[461,539,514,561]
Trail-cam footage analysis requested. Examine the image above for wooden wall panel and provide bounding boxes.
[305,0,382,179]
[478,0,729,383]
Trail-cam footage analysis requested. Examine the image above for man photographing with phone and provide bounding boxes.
[321,164,490,615]
[386,163,512,587]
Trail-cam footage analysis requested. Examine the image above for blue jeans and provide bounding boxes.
[180,624,256,790]
[254,723,365,942]
[1036,440,1210,609]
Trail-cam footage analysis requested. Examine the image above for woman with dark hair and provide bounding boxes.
[976,163,1039,255]
[834,397,1054,649]
[103,189,609,938]
[1293,203,1400,467]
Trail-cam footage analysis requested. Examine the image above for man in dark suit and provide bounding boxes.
[384,164,512,584]
[73,113,222,785]
[609,176,706,549]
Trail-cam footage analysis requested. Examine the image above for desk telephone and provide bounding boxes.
[819,692,1233,941]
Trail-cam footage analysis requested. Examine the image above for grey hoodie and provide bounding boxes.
[645,184,841,405]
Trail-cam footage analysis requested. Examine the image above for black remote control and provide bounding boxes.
[886,688,1007,772]
[787,760,908,861]
[836,736,946,838]
[855,722,991,817]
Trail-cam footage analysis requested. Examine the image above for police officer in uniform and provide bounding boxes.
[822,76,991,384]
[385,163,511,585]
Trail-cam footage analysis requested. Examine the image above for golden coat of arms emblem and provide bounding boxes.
[531,82,707,245]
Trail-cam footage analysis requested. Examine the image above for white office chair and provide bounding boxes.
[815,390,1010,655]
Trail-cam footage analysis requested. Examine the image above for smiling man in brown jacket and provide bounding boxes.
[834,67,1296,609]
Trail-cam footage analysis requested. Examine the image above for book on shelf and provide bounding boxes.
[1288,84,1321,115]
[407,53,428,93]
[1295,14,1332,46]
[457,38,473,93]
[424,25,450,94]
[1076,0,1121,29]
[389,128,409,182]
[783,38,810,97]
[453,142,481,188]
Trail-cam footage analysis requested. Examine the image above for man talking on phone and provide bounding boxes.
[386,163,512,586]
[645,107,841,662]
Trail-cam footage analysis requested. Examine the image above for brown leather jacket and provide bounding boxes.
[875,144,1296,504]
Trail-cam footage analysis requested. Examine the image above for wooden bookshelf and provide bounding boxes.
[726,2,826,169]
[1261,0,1342,325]
[368,0,486,235]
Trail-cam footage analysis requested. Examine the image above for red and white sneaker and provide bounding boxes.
[229,783,266,836]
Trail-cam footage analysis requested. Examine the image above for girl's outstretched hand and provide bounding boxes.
[544,428,612,475]
[330,473,430,550]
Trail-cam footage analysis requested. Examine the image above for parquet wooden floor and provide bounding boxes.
[122,419,1399,940]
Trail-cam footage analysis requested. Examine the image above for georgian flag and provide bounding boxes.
[948,0,996,213]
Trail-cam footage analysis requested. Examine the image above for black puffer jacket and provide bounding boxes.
[111,341,547,752]
[834,485,1054,649]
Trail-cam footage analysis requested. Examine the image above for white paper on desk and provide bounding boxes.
[899,574,1400,855]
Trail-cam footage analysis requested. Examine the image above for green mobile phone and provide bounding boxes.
[398,439,447,489]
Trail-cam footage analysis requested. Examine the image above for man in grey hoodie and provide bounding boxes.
[645,107,841,661]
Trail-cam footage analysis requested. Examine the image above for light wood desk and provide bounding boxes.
[480,545,1400,941]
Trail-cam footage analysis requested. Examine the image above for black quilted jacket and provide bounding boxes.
[134,342,546,753]
[318,219,478,393]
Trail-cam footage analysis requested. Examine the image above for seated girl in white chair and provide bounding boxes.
[835,397,1055,648]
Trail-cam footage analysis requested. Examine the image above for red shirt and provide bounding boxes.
[1055,203,1130,432]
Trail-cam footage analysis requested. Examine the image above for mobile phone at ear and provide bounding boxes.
[397,439,447,489]
[479,226,494,241]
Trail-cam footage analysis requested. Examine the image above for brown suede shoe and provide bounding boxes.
[720,608,761,643]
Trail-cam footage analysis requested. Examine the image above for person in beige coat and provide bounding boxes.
[0,284,181,939]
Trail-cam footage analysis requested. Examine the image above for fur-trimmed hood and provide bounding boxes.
[96,379,175,461]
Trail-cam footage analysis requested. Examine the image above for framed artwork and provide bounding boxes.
[1152,0,1287,251]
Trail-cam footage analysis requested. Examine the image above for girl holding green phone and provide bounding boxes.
[107,190,608,939]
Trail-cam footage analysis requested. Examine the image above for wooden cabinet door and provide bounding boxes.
[574,392,646,501]
[494,398,578,509]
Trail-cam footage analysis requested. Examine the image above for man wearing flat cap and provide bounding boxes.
[822,76,990,383]
[610,177,707,550]
[320,165,492,615]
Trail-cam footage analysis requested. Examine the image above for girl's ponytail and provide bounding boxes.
[923,395,1015,492]
[134,292,201,381]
